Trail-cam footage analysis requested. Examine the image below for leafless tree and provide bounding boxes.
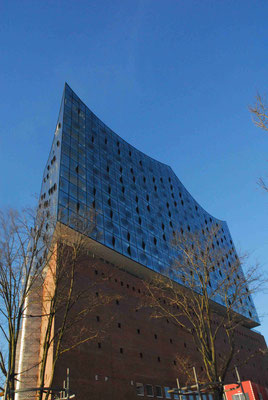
[249,93,268,192]
[0,208,50,400]
[249,93,268,132]
[144,225,265,400]
[0,208,114,400]
[36,215,115,400]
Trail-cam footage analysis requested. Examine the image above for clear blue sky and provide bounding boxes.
[1,0,268,338]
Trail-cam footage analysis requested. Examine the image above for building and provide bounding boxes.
[17,84,268,399]
[225,381,268,400]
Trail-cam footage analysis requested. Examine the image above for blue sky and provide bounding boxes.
[1,0,268,338]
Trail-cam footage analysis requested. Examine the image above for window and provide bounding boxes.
[136,383,144,396]
[164,387,171,399]
[146,385,154,397]
[120,347,123,354]
[137,328,140,334]
[232,394,249,400]
[156,386,163,398]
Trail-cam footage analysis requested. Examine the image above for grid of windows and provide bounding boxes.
[40,83,259,323]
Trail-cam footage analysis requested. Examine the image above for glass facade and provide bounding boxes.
[39,83,259,324]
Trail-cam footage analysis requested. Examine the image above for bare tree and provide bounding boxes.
[0,208,50,400]
[249,93,268,192]
[249,93,268,132]
[144,225,265,400]
[36,216,114,400]
[0,208,114,400]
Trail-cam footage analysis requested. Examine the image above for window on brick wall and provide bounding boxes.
[155,386,163,398]
[164,387,171,399]
[146,385,154,397]
[136,383,144,396]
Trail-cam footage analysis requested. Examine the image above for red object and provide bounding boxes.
[225,381,268,400]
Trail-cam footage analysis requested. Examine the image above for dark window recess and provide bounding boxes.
[157,356,161,362]
[170,338,173,344]
[105,137,107,144]
[173,360,177,365]
[121,281,124,286]
[154,334,158,339]
[127,246,131,256]
[127,232,130,241]
[120,347,123,354]
[98,342,101,349]
[116,299,119,305]
[140,352,143,358]
[138,217,142,225]
[95,292,99,297]
[112,236,115,246]
[94,270,98,275]
[156,386,162,397]
[57,140,60,147]
[146,385,153,397]
[96,316,100,322]
[137,328,140,334]
[142,241,145,250]
[154,237,157,245]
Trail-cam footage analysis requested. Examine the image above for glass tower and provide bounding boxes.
[39,83,259,325]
